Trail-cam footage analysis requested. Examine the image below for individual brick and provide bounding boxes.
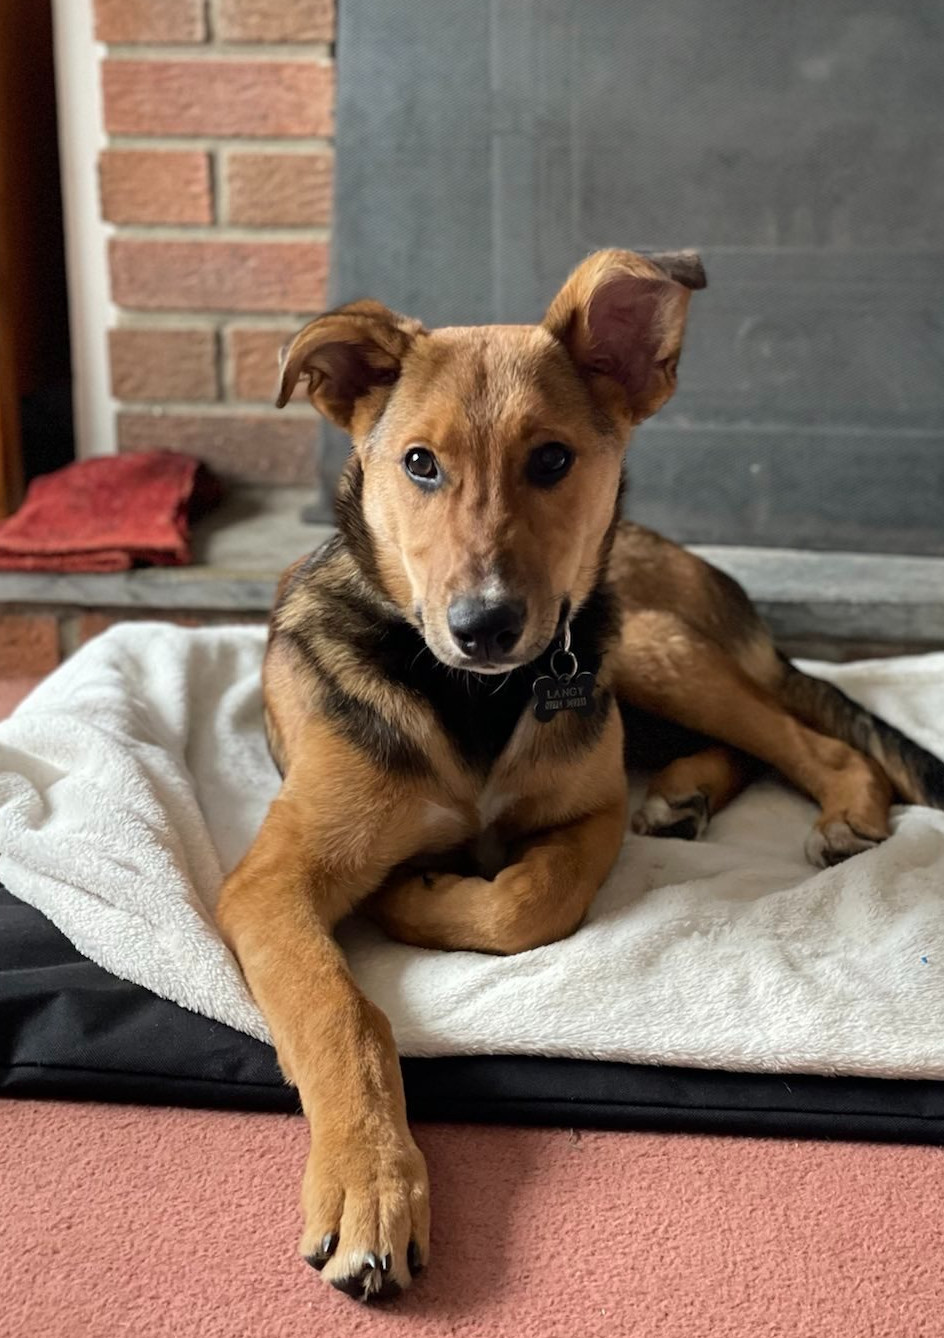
[109,238,328,312]
[76,611,117,643]
[99,150,213,225]
[102,59,334,138]
[0,614,60,676]
[117,412,319,485]
[225,326,301,401]
[76,611,203,645]
[215,0,335,43]
[109,328,218,402]
[224,151,332,226]
[94,0,206,43]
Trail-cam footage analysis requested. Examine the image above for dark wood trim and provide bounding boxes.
[0,0,71,517]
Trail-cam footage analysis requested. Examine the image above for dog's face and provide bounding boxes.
[278,249,705,671]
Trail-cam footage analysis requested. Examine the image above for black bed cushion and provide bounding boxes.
[4,883,944,1142]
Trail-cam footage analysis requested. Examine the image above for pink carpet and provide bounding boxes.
[4,1104,944,1337]
[3,677,944,1337]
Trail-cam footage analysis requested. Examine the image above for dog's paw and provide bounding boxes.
[805,819,883,868]
[631,791,710,842]
[300,1132,429,1302]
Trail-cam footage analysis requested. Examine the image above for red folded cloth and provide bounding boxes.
[0,452,222,572]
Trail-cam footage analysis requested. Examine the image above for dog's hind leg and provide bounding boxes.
[631,744,757,841]
[614,610,893,866]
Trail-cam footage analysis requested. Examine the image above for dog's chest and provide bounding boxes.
[420,779,518,880]
[475,782,516,827]
[420,667,535,773]
[420,752,521,839]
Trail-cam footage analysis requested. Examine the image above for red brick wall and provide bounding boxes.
[94,0,334,486]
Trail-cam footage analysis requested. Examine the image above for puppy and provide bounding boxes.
[216,249,944,1301]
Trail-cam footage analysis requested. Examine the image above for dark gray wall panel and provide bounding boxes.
[324,0,944,553]
[629,426,944,554]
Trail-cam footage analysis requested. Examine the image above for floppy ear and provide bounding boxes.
[544,249,706,424]
[276,299,425,430]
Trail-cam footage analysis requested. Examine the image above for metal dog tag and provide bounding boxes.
[531,625,596,723]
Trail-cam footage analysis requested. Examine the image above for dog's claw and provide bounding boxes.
[408,1240,424,1276]
[330,1254,402,1303]
[306,1232,339,1271]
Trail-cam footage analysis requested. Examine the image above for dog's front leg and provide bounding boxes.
[216,725,440,1301]
[371,789,628,955]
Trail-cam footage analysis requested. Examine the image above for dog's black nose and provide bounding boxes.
[447,595,526,662]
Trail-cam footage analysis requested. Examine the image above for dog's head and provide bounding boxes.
[278,248,705,672]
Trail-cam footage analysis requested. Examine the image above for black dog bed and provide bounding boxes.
[4,884,944,1143]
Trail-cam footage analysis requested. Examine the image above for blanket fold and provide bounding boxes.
[1,623,943,1079]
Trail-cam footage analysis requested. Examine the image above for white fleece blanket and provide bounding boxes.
[1,623,944,1080]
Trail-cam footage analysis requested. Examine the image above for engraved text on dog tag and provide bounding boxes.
[531,669,596,723]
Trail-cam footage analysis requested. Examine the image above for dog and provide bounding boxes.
[216,248,944,1302]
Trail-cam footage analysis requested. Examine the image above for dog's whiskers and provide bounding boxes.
[409,644,432,674]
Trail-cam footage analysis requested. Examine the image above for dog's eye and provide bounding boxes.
[403,448,440,485]
[527,442,574,486]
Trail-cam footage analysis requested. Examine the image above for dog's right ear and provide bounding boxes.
[276,300,425,430]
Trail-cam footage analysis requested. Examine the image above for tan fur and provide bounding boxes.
[215,249,912,1301]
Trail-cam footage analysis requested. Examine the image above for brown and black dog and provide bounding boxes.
[216,249,944,1301]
